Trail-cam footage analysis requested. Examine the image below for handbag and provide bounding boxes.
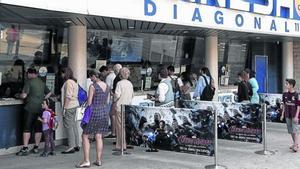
[75,102,87,121]
[80,105,92,128]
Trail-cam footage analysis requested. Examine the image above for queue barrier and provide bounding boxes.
[118,100,274,168]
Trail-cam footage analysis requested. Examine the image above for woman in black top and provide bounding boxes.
[237,71,250,103]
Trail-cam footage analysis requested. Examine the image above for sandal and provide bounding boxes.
[75,161,91,168]
[93,161,102,166]
[293,144,299,152]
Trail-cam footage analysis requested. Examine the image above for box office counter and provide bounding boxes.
[0,99,69,155]
[0,98,24,151]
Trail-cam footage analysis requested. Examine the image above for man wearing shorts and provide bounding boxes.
[280,79,300,152]
[16,68,52,156]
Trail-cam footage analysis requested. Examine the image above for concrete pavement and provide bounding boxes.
[1,123,300,169]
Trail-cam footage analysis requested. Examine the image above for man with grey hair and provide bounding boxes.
[105,63,122,138]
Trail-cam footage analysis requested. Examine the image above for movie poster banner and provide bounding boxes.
[125,105,214,156]
[259,93,283,123]
[180,100,262,143]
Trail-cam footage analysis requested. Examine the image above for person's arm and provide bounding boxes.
[63,80,74,109]
[20,81,30,99]
[39,112,48,124]
[63,82,70,109]
[87,84,95,106]
[193,76,204,98]
[44,85,52,99]
[294,106,300,123]
[293,94,299,123]
[237,83,242,102]
[114,82,122,102]
[280,94,286,121]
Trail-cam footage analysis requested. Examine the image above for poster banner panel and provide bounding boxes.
[259,93,283,123]
[180,100,262,143]
[125,105,214,156]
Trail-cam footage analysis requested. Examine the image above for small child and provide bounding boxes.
[280,79,300,152]
[38,99,56,157]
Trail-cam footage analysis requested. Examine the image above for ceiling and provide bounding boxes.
[0,4,296,42]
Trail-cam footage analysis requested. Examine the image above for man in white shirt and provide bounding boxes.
[151,68,174,106]
[105,64,122,138]
[167,66,183,102]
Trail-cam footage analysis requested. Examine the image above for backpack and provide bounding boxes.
[247,82,253,97]
[78,85,87,106]
[48,110,58,130]
[200,75,215,101]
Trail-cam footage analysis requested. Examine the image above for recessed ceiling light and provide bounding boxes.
[65,20,71,24]
[129,26,135,29]
[183,30,189,34]
[255,37,261,39]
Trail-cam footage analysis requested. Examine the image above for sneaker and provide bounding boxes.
[32,145,39,154]
[16,147,30,156]
[40,152,48,157]
[146,149,159,152]
[74,146,80,152]
[293,144,299,152]
[49,151,56,156]
[105,134,116,139]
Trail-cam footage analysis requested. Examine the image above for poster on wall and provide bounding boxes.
[125,105,214,156]
[110,36,143,62]
[180,100,262,143]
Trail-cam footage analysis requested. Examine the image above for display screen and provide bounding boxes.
[110,36,143,63]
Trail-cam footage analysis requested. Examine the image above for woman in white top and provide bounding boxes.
[114,67,134,151]
[61,67,80,154]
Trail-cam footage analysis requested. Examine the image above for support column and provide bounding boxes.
[68,25,87,89]
[205,36,218,101]
[282,41,293,91]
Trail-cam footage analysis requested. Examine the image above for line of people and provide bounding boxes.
[236,68,259,103]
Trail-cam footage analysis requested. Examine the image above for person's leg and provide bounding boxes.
[82,134,90,163]
[23,110,34,147]
[63,109,76,150]
[292,120,299,151]
[43,130,50,153]
[49,130,55,152]
[95,133,103,162]
[286,118,294,146]
[35,132,42,146]
[7,41,13,55]
[115,111,122,149]
[23,133,31,147]
[73,121,80,147]
[110,103,116,136]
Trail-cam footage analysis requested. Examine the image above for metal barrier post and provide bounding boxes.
[205,109,228,169]
[121,104,124,156]
[255,103,275,155]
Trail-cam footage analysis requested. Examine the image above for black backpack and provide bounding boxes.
[200,75,215,101]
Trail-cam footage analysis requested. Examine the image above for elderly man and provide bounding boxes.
[113,67,134,151]
[105,64,122,138]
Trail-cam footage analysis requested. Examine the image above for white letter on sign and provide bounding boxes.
[230,0,250,12]
[253,0,273,15]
